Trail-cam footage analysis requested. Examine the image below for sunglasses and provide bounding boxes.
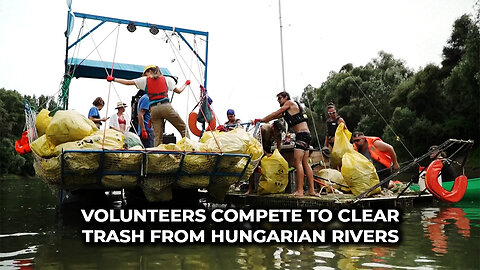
[353,138,362,143]
[328,111,336,115]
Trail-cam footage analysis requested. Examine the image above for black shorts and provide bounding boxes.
[295,132,312,151]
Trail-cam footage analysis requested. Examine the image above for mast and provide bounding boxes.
[278,0,286,91]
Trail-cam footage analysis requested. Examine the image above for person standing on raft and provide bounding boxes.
[108,65,190,146]
[253,91,316,197]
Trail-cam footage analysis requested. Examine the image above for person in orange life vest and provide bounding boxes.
[108,65,190,146]
[254,91,316,197]
[109,101,131,133]
[352,131,400,189]
[88,97,108,129]
[324,102,346,149]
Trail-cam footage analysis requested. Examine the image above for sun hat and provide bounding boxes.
[115,102,127,109]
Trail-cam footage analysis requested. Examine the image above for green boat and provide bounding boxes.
[443,177,480,202]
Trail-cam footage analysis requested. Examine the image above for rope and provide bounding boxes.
[76,22,120,76]
[304,95,327,169]
[102,24,121,149]
[352,78,415,159]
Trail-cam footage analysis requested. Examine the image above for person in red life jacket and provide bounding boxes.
[108,101,131,133]
[324,102,347,149]
[88,97,108,129]
[352,131,400,189]
[108,65,190,146]
[254,91,316,197]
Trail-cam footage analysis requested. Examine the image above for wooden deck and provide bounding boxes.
[223,192,436,209]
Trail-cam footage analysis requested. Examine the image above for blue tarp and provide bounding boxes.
[67,58,173,80]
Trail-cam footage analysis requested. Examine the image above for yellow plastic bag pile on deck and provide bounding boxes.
[257,149,288,195]
[35,109,52,136]
[46,110,98,146]
[331,123,380,196]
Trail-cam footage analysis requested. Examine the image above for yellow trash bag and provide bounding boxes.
[30,135,55,157]
[35,109,52,136]
[46,110,98,146]
[147,143,183,174]
[341,152,381,196]
[176,137,215,174]
[247,137,263,161]
[257,149,288,195]
[78,129,124,150]
[331,122,352,168]
[203,128,250,154]
[199,130,221,143]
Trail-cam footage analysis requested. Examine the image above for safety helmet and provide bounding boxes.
[143,65,157,76]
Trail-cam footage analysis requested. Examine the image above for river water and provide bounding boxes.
[1,177,479,269]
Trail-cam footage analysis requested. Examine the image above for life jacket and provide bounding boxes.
[282,101,306,127]
[353,136,392,168]
[146,76,168,105]
[15,131,31,155]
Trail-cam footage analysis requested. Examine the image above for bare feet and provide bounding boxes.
[292,191,304,196]
[307,192,318,197]
[244,190,252,195]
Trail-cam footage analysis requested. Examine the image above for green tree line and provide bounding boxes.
[301,14,479,164]
[0,88,57,176]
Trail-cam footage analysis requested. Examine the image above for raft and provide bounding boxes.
[33,148,254,203]
[443,177,480,202]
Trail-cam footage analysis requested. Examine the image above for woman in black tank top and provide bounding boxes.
[324,102,346,148]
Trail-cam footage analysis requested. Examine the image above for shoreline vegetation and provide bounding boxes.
[1,13,479,178]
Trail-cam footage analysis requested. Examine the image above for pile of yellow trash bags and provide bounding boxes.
[31,110,273,202]
[330,123,381,196]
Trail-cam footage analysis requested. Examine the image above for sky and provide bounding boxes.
[0,0,477,139]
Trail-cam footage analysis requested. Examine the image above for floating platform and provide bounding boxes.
[222,192,436,209]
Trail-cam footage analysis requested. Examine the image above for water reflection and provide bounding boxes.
[422,207,470,254]
[1,177,480,269]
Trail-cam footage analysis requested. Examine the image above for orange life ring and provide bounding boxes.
[425,159,467,203]
[188,112,216,137]
[15,131,31,155]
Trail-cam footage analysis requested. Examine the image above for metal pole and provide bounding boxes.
[278,0,286,91]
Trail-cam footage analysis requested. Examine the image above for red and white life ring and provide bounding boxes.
[425,159,467,203]
[188,112,216,137]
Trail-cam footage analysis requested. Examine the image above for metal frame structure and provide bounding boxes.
[66,11,209,88]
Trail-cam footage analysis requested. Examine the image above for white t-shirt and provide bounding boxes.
[133,76,176,92]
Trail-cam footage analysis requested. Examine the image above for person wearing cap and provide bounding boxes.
[352,131,400,189]
[88,97,108,129]
[109,101,131,133]
[224,109,242,130]
[107,65,190,146]
[428,145,457,182]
